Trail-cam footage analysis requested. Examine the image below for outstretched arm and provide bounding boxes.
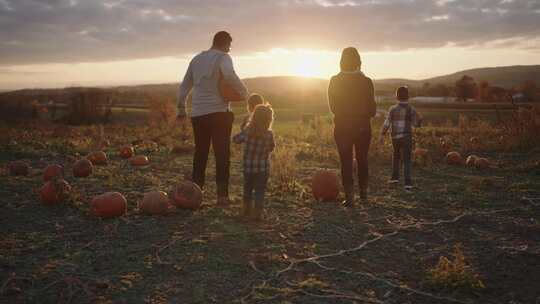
[220,54,249,100]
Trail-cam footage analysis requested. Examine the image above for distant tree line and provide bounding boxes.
[413,76,539,103]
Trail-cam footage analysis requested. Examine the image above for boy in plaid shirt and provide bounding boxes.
[233,104,275,221]
[379,86,421,190]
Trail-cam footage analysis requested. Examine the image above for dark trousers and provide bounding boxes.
[334,123,371,192]
[243,172,269,209]
[391,136,412,185]
[191,111,234,197]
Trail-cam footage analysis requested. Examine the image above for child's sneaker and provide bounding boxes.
[404,185,413,191]
[388,179,399,184]
[251,207,263,221]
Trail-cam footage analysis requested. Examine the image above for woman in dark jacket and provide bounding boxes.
[328,47,376,206]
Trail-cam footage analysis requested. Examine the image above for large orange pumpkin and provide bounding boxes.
[446,152,462,165]
[170,181,202,209]
[465,155,478,167]
[40,179,71,205]
[73,159,93,177]
[130,155,149,166]
[43,164,64,182]
[8,161,29,176]
[312,170,340,202]
[119,146,134,159]
[87,151,108,165]
[474,157,490,169]
[139,191,169,215]
[91,192,127,218]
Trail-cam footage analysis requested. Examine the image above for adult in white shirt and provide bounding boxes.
[177,31,248,206]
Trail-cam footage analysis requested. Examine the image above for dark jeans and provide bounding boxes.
[191,111,234,197]
[391,136,412,185]
[334,122,372,192]
[243,172,269,209]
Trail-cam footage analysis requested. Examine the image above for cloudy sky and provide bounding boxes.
[1,0,540,89]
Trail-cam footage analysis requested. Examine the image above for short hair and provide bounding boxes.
[396,86,409,101]
[340,47,361,72]
[212,31,232,48]
[247,93,265,111]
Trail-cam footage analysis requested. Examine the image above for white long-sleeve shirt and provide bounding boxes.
[177,49,248,118]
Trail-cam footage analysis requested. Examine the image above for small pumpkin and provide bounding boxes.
[91,192,127,218]
[40,179,71,205]
[139,191,169,215]
[474,157,490,169]
[87,151,108,165]
[414,148,429,158]
[446,151,462,165]
[8,161,29,176]
[440,139,451,153]
[73,158,93,177]
[43,164,64,182]
[130,155,149,166]
[119,146,134,159]
[311,170,340,202]
[170,181,203,209]
[465,155,478,167]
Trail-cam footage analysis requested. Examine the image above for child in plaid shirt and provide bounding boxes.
[233,104,275,221]
[379,86,421,190]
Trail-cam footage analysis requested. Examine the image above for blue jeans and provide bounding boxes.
[391,136,412,186]
[243,172,269,209]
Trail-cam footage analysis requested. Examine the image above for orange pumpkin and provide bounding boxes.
[465,155,478,167]
[43,164,64,182]
[139,191,169,215]
[73,159,93,177]
[40,179,71,205]
[8,161,29,176]
[91,192,127,218]
[474,157,490,169]
[414,148,429,158]
[130,155,149,166]
[87,151,108,165]
[440,139,451,153]
[170,181,202,209]
[119,146,134,159]
[311,170,340,202]
[446,152,462,165]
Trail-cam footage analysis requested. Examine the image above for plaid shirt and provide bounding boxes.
[233,129,275,173]
[381,102,421,139]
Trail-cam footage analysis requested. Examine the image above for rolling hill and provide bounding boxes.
[1,65,538,105]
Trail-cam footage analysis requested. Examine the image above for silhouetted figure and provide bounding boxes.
[328,47,376,206]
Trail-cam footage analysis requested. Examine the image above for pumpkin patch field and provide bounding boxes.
[1,108,540,304]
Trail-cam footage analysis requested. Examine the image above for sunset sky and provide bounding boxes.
[1,0,540,90]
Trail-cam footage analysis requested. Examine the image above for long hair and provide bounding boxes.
[246,104,274,138]
[340,47,361,72]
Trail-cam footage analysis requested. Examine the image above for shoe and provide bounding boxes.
[341,199,353,207]
[359,189,367,200]
[216,196,230,207]
[388,179,399,184]
[342,190,354,207]
[404,185,413,191]
[251,207,263,221]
